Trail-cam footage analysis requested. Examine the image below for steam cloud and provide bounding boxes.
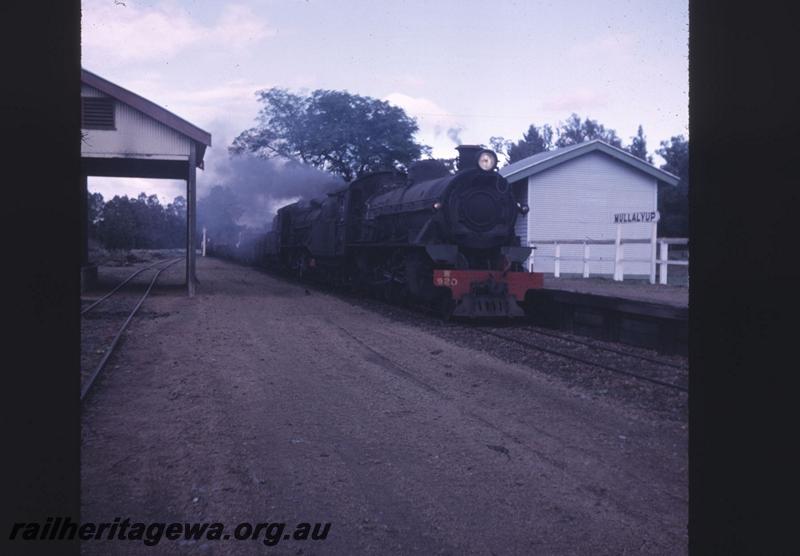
[212,154,345,228]
[446,126,463,146]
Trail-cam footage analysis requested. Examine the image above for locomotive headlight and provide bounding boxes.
[432,201,443,211]
[516,202,529,215]
[477,150,498,171]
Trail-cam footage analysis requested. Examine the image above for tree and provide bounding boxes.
[230,88,430,181]
[94,193,187,250]
[97,195,138,249]
[555,113,622,148]
[506,124,554,163]
[627,125,653,163]
[433,157,458,174]
[88,192,105,239]
[488,136,511,164]
[656,135,689,237]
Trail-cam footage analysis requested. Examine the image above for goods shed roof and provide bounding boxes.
[500,139,679,186]
[81,68,211,167]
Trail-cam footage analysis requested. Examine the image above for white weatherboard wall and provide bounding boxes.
[526,151,657,276]
[81,84,191,160]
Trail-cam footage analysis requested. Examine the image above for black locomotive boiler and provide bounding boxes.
[219,145,544,318]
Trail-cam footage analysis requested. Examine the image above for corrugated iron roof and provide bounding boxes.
[500,139,679,186]
[81,68,211,166]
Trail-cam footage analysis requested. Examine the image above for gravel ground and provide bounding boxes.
[81,256,687,555]
[311,281,688,424]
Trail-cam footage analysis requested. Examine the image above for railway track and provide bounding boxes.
[475,326,688,393]
[80,257,183,401]
[499,324,686,370]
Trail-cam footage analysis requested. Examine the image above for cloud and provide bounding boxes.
[82,1,273,63]
[383,93,465,158]
[567,33,637,58]
[540,89,609,112]
[88,177,186,207]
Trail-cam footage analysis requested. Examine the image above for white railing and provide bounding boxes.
[528,237,689,285]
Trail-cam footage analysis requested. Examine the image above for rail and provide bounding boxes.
[81,257,184,402]
[528,237,689,285]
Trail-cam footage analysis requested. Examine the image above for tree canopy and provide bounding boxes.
[656,135,689,237]
[505,124,555,163]
[91,192,187,250]
[230,88,430,181]
[493,115,630,166]
[554,113,622,148]
[627,125,653,163]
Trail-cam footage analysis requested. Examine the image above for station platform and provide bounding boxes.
[527,277,689,355]
[542,276,688,309]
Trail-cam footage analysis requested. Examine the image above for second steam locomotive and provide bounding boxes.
[213,145,544,318]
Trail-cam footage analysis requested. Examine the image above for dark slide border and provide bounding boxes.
[3,1,800,554]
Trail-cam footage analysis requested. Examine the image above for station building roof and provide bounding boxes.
[500,139,679,187]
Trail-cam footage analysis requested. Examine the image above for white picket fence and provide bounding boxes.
[527,237,689,285]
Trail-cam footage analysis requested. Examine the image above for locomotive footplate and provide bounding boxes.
[433,269,544,318]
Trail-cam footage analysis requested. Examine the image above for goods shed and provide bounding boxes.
[501,140,679,277]
[80,68,211,295]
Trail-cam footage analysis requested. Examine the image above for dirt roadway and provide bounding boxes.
[81,257,687,555]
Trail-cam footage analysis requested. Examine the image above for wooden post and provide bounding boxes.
[186,143,197,297]
[202,227,207,257]
[554,242,561,278]
[659,241,669,285]
[613,224,622,281]
[528,242,535,272]
[583,242,590,278]
[649,221,658,284]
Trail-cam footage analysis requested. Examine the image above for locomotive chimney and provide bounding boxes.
[455,145,484,171]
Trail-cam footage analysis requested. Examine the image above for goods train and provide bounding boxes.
[209,145,544,318]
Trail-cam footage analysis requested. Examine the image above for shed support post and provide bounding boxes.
[202,227,207,257]
[186,144,197,297]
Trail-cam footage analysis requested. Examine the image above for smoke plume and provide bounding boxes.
[446,126,463,146]
[211,154,345,228]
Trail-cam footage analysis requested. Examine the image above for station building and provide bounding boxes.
[500,140,679,277]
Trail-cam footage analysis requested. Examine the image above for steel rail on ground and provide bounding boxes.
[509,326,687,370]
[478,328,688,393]
[81,257,184,315]
[80,257,184,402]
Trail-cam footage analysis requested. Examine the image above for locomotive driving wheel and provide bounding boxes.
[382,249,407,304]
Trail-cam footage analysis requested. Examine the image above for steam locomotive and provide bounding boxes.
[212,145,544,318]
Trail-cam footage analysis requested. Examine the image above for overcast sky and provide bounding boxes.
[82,0,688,203]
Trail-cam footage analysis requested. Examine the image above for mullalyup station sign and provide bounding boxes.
[613,211,660,224]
